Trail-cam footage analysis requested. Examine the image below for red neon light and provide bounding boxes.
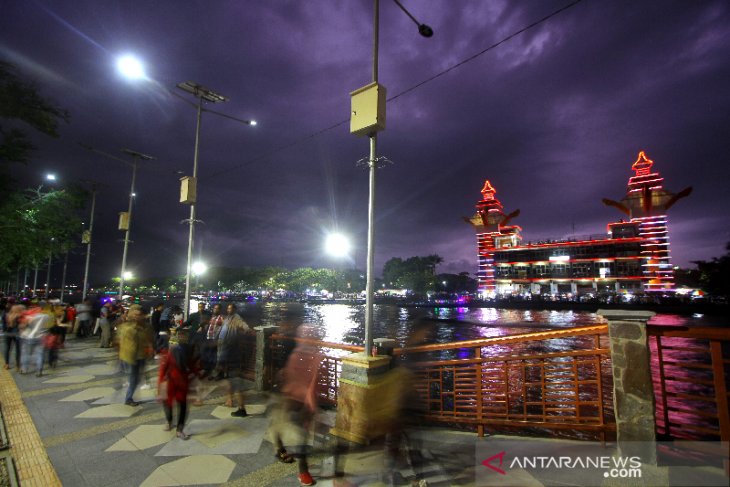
[632,151,654,176]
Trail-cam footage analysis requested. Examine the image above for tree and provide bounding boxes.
[0,61,69,169]
[0,185,86,274]
[382,254,443,294]
[693,242,730,302]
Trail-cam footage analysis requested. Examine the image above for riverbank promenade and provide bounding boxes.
[1,335,487,487]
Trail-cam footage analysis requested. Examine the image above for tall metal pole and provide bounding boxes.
[183,96,203,321]
[33,263,38,297]
[82,185,98,301]
[45,247,52,298]
[119,158,138,300]
[23,267,28,296]
[59,251,68,302]
[363,0,380,357]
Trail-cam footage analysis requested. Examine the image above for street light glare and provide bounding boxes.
[191,261,208,276]
[250,120,257,126]
[325,233,351,258]
[117,54,146,80]
[122,271,134,280]
[46,174,56,181]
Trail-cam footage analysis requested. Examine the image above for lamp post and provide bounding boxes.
[118,149,155,301]
[80,180,103,301]
[353,0,433,355]
[176,81,255,321]
[44,237,54,298]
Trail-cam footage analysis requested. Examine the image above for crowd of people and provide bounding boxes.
[1,294,429,486]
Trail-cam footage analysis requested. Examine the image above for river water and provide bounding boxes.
[210,301,721,347]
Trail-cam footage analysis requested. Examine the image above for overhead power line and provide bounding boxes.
[203,0,586,180]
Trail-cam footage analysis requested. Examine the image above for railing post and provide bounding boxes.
[254,325,278,392]
[331,350,392,444]
[598,309,657,464]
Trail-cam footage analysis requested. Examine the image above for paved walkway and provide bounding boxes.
[1,336,481,487]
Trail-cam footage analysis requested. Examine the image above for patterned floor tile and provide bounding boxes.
[60,387,116,401]
[75,403,141,419]
[43,374,96,384]
[154,418,268,456]
[106,424,175,451]
[140,454,235,486]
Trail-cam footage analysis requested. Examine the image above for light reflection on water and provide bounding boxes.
[224,302,723,347]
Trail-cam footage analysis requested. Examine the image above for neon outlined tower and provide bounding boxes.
[603,151,692,293]
[465,180,521,297]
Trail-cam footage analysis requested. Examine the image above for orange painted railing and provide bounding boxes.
[269,325,614,438]
[647,325,730,443]
[392,324,614,438]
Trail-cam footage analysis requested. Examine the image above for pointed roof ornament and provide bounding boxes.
[481,180,496,200]
[632,151,654,177]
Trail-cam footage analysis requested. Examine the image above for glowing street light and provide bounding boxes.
[46,173,57,181]
[116,54,146,80]
[191,261,208,276]
[325,233,351,258]
[122,271,134,280]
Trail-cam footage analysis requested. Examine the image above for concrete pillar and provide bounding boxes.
[254,325,278,391]
[598,309,657,464]
[550,281,558,294]
[331,352,392,444]
[570,281,577,294]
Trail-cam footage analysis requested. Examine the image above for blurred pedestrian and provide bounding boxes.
[158,328,200,439]
[203,303,223,377]
[211,303,247,381]
[117,304,154,406]
[3,302,24,370]
[75,299,92,338]
[19,302,54,376]
[269,325,322,486]
[99,302,113,348]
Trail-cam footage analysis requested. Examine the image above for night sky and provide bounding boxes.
[2,0,729,286]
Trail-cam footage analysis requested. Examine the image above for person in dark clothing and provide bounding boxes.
[3,301,23,369]
[150,303,165,352]
[184,302,210,334]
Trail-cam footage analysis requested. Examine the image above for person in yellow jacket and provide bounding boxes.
[117,304,154,406]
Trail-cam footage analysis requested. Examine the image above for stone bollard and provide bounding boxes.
[254,325,278,392]
[331,351,392,444]
[598,309,657,465]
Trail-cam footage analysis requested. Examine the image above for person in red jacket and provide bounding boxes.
[158,329,200,439]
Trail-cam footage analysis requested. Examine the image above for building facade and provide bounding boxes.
[467,151,691,298]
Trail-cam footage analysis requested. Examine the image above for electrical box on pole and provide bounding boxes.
[350,82,386,136]
[180,176,197,204]
[118,212,130,231]
[82,230,91,244]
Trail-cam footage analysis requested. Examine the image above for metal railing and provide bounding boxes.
[268,325,614,438]
[648,325,730,442]
[392,324,614,438]
[268,334,363,405]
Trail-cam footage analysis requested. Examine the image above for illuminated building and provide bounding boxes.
[466,151,691,297]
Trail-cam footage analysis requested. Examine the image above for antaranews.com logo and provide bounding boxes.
[481,450,642,479]
[475,439,729,487]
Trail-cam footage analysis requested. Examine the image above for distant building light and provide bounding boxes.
[549,255,570,262]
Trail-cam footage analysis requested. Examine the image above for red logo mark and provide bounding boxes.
[482,451,507,475]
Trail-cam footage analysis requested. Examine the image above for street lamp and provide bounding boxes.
[80,180,105,301]
[118,149,155,300]
[176,80,255,320]
[46,173,57,181]
[352,0,433,355]
[116,54,146,80]
[325,233,351,258]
